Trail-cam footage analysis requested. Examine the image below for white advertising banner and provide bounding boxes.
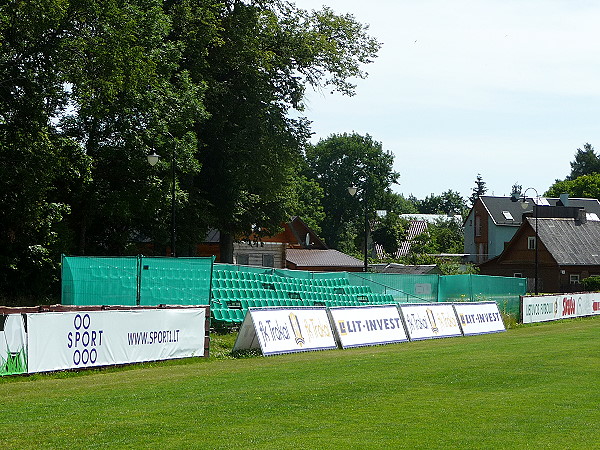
[328,305,408,349]
[399,303,462,341]
[522,293,600,323]
[579,293,600,317]
[233,307,337,356]
[27,309,206,373]
[453,302,505,335]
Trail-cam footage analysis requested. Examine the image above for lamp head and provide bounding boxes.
[147,152,160,166]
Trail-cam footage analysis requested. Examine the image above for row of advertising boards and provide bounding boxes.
[3,293,598,376]
[233,302,505,356]
[522,292,600,323]
[1,307,208,376]
[2,302,503,375]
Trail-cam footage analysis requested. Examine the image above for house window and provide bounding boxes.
[236,254,249,265]
[570,274,580,284]
[262,254,274,267]
[527,236,536,250]
[475,216,481,237]
[514,273,523,278]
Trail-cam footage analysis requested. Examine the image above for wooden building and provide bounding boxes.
[479,208,600,293]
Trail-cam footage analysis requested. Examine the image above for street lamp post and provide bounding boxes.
[148,143,177,257]
[512,187,539,294]
[348,184,369,272]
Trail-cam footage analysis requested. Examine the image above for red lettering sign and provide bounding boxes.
[562,297,576,316]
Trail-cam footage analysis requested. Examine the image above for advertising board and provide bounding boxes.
[233,307,337,356]
[27,308,206,373]
[0,314,27,376]
[573,293,600,317]
[522,293,600,323]
[328,305,408,349]
[399,303,462,341]
[453,302,505,335]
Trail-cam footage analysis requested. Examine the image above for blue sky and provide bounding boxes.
[299,0,600,200]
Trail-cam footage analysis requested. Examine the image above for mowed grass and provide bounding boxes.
[1,318,599,449]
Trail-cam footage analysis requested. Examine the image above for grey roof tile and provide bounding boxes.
[479,196,600,226]
[531,217,600,265]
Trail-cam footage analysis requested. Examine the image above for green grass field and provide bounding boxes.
[1,317,599,449]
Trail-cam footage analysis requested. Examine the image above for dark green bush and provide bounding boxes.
[582,276,600,292]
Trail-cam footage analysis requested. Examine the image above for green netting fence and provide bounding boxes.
[62,255,214,306]
[342,272,525,318]
[345,273,439,303]
[62,257,526,319]
[439,274,526,318]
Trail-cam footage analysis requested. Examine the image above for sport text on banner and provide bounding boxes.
[27,308,206,373]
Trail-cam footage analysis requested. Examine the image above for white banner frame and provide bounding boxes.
[27,308,206,373]
[328,305,408,349]
[522,293,600,323]
[399,303,462,341]
[233,307,337,356]
[453,301,506,336]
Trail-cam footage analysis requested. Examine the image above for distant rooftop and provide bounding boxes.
[400,214,463,224]
[285,249,363,268]
[474,196,600,226]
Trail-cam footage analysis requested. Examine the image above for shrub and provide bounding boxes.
[582,276,600,292]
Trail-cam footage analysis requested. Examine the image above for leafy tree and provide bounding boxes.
[545,173,600,200]
[428,218,464,254]
[381,192,420,215]
[288,162,325,234]
[188,2,381,261]
[469,173,487,206]
[371,212,408,256]
[0,1,91,297]
[568,143,600,180]
[405,231,437,260]
[60,0,206,255]
[416,190,466,216]
[511,183,522,199]
[305,132,399,251]
[0,0,382,299]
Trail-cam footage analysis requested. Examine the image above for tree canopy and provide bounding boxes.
[545,143,600,201]
[568,143,600,180]
[0,0,381,299]
[305,132,399,251]
[545,173,600,200]
[469,173,487,206]
[416,190,467,216]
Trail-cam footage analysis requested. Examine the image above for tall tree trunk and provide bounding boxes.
[219,230,234,263]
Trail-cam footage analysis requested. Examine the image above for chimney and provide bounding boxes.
[559,193,570,207]
[576,208,587,225]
